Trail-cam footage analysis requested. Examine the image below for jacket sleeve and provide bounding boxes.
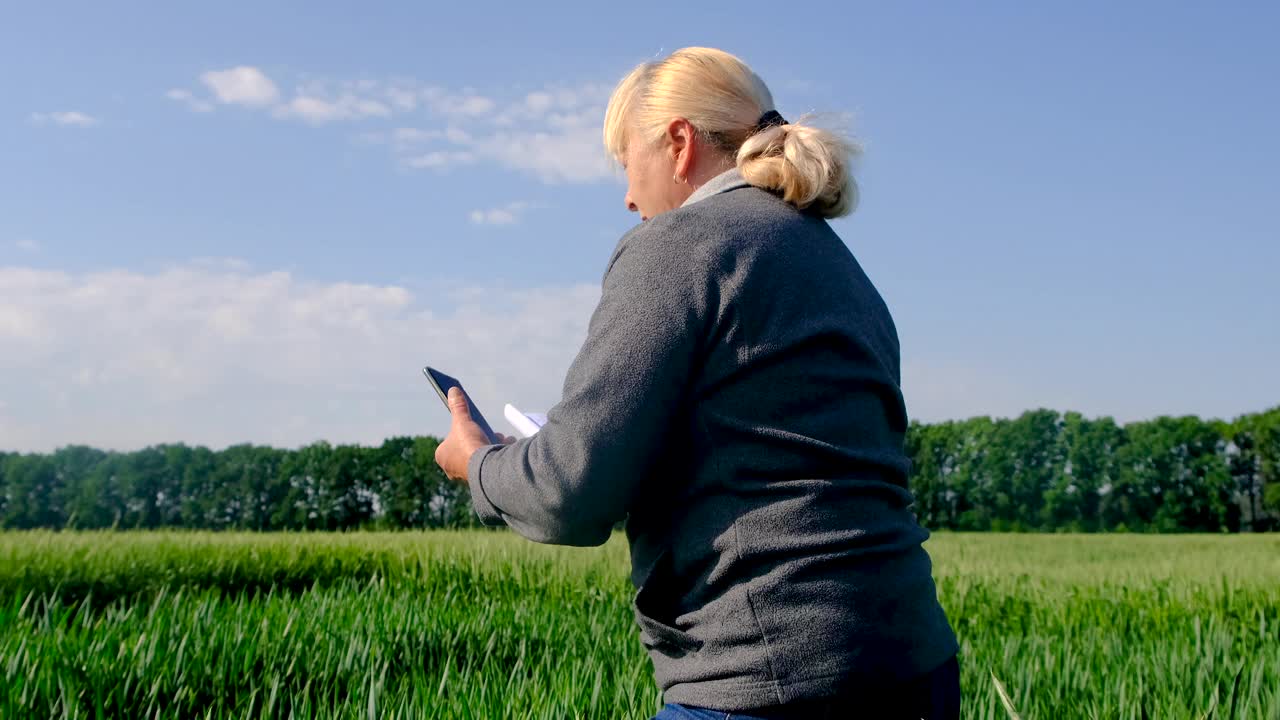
[465,221,710,546]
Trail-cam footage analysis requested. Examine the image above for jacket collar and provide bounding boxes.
[681,166,751,208]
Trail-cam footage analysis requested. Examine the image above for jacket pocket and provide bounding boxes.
[633,548,704,656]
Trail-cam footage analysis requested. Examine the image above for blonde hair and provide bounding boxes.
[603,47,858,219]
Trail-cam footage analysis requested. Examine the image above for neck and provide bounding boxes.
[685,154,737,195]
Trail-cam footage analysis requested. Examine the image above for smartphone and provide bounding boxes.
[422,366,500,444]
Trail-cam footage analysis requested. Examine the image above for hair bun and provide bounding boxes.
[737,118,858,218]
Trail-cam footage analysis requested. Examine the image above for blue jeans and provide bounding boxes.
[649,654,961,720]
[651,704,732,720]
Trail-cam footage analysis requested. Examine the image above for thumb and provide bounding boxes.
[447,386,471,419]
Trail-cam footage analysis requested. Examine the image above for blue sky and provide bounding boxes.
[2,1,1277,451]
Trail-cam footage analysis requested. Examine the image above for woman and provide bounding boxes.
[434,47,960,719]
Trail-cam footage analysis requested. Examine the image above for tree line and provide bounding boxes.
[2,406,1278,532]
[907,406,1279,532]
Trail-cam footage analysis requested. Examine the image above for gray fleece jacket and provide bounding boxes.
[465,168,958,710]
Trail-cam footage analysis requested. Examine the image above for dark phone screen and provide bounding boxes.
[423,366,500,444]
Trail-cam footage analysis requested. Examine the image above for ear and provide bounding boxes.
[666,117,696,181]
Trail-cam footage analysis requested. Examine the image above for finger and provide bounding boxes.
[447,387,471,419]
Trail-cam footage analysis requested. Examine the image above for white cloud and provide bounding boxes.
[421,88,497,117]
[200,66,281,107]
[452,96,495,116]
[187,256,252,271]
[491,83,608,126]
[174,72,408,125]
[391,127,443,144]
[469,201,535,226]
[29,111,99,128]
[166,88,214,113]
[385,87,418,111]
[272,93,391,124]
[434,82,614,183]
[389,85,613,182]
[471,124,613,183]
[403,150,475,170]
[0,261,600,451]
[524,91,555,114]
[169,70,618,184]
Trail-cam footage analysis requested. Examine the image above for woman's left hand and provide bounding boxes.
[434,386,514,484]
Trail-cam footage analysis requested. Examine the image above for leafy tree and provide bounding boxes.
[274,441,335,530]
[906,420,959,529]
[954,417,1000,530]
[1044,414,1122,532]
[1227,417,1265,530]
[1,454,62,528]
[0,451,8,520]
[372,437,433,528]
[51,445,109,529]
[1254,407,1280,529]
[328,444,378,529]
[1002,409,1066,531]
[1149,417,1232,532]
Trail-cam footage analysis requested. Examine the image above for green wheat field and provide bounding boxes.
[1,531,1277,719]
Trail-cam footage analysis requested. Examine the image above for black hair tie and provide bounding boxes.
[754,109,787,133]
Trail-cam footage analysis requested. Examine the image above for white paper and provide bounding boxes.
[504,403,547,438]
